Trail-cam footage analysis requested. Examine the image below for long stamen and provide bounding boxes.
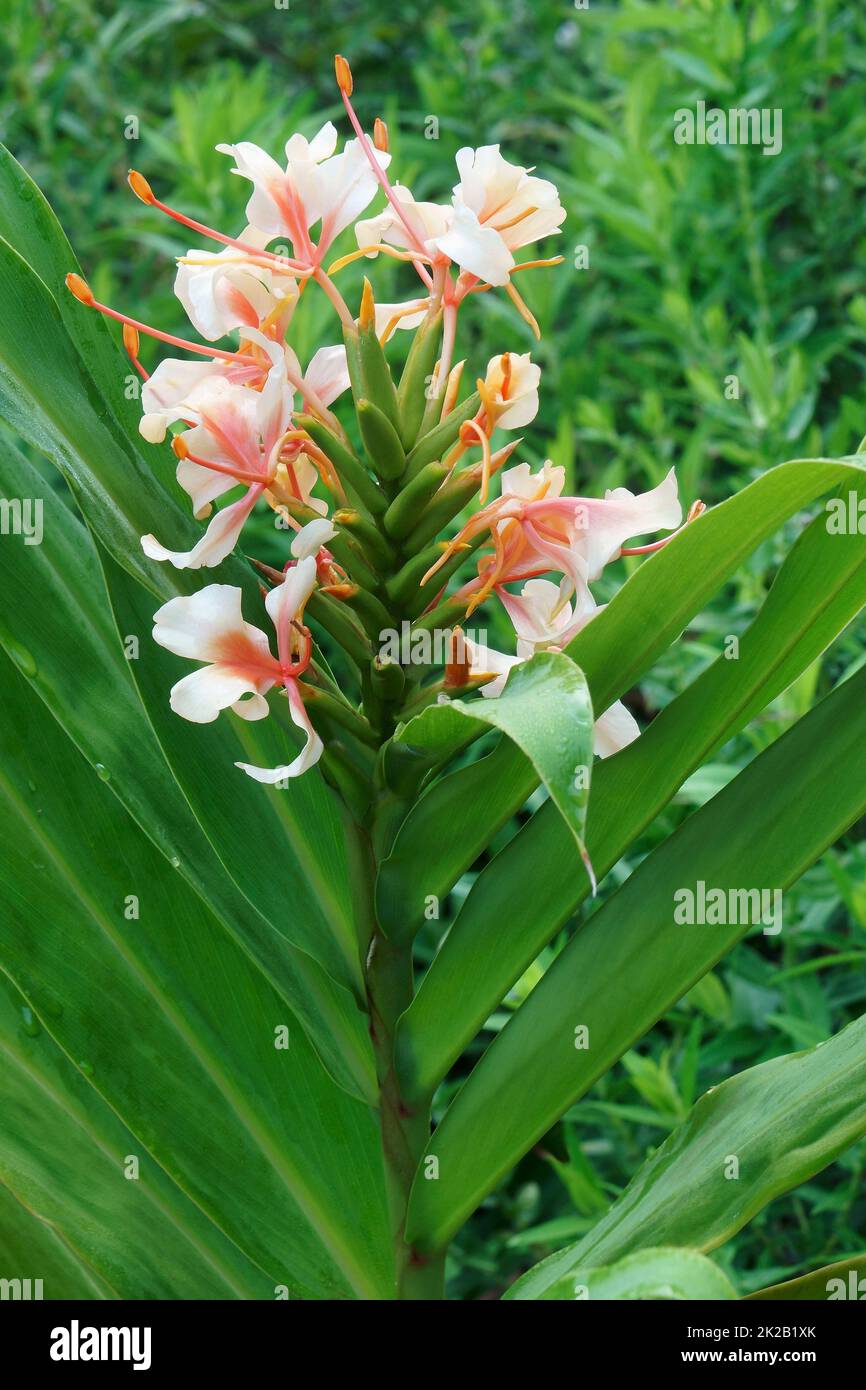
[172,434,264,485]
[334,54,430,258]
[65,274,247,362]
[127,170,308,271]
[378,298,432,345]
[440,360,465,420]
[460,419,493,502]
[511,255,565,273]
[505,279,540,339]
[327,244,431,275]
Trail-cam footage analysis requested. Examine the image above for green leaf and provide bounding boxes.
[528,1247,737,1302]
[0,143,144,449]
[405,663,866,1251]
[505,1012,866,1298]
[746,1255,866,1302]
[98,547,366,998]
[395,490,866,1099]
[378,456,866,943]
[0,979,270,1299]
[0,652,393,1299]
[378,652,595,939]
[0,1178,115,1300]
[0,437,375,1101]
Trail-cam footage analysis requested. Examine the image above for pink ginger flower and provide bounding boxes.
[151,522,334,782]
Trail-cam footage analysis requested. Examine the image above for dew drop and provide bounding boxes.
[94,763,111,782]
[4,636,37,678]
[20,1006,41,1038]
[169,854,181,869]
[78,1060,94,1077]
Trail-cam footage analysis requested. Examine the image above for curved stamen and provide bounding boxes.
[128,170,308,271]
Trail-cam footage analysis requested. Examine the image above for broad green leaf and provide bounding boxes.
[746,1255,866,1302]
[396,492,866,1099]
[379,456,866,940]
[0,437,375,1101]
[405,663,866,1251]
[529,1247,737,1302]
[0,232,191,600]
[0,980,269,1299]
[0,1179,114,1301]
[378,652,594,938]
[0,203,366,995]
[0,144,148,450]
[0,653,393,1299]
[505,1012,866,1298]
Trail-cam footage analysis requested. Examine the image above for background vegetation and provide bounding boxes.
[2,0,864,1298]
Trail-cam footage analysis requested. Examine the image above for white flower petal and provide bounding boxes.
[235,680,323,781]
[432,201,514,286]
[593,701,640,758]
[291,518,336,560]
[141,486,259,570]
[264,554,318,631]
[169,665,265,724]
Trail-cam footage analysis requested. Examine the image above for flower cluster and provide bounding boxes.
[67,55,699,786]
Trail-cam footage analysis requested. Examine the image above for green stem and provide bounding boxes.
[366,925,443,1299]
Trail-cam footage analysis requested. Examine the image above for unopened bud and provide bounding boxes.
[334,54,353,96]
[359,277,375,331]
[445,628,471,687]
[65,272,94,305]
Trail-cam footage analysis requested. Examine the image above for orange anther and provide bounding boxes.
[122,323,140,357]
[127,169,155,204]
[334,54,353,96]
[373,117,389,153]
[64,272,94,305]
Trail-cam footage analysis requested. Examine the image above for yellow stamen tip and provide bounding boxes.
[64,272,94,306]
[127,169,155,205]
[359,277,375,331]
[334,54,354,96]
[373,117,389,153]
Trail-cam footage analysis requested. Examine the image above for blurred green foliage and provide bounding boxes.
[2,0,864,1299]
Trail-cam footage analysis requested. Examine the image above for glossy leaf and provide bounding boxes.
[505,1012,866,1298]
[529,1247,737,1302]
[378,652,594,938]
[0,653,393,1299]
[378,455,866,942]
[396,490,866,1099]
[0,979,269,1299]
[405,664,866,1251]
[746,1255,866,1302]
[0,437,375,1100]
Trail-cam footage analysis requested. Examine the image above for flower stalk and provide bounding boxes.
[66,52,702,1298]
